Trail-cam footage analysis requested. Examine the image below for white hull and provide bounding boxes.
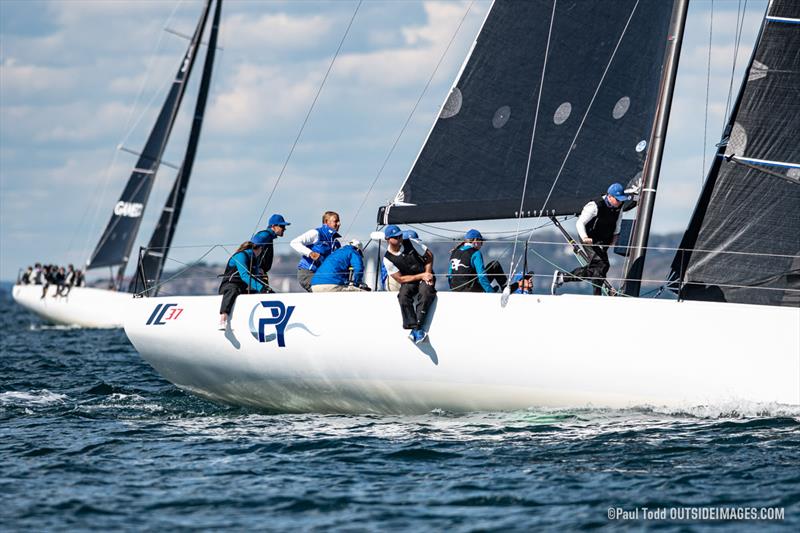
[12,284,132,328]
[123,292,800,414]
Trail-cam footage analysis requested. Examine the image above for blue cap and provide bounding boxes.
[465,229,483,240]
[251,232,272,246]
[384,225,402,239]
[402,230,419,239]
[607,183,631,202]
[268,214,290,227]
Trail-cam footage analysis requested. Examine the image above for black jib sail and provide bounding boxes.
[378,0,674,224]
[86,1,212,274]
[136,0,222,295]
[669,1,800,308]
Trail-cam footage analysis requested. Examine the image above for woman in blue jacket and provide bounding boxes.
[218,233,272,330]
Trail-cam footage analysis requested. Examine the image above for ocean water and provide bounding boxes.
[1,289,798,531]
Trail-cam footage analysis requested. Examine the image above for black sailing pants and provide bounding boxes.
[219,281,246,315]
[398,280,437,330]
[564,245,610,296]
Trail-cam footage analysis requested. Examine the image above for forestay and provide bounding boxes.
[670,0,800,308]
[87,1,212,271]
[378,0,674,224]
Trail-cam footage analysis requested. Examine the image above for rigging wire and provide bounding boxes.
[252,0,363,235]
[506,0,558,281]
[723,0,748,124]
[341,0,477,239]
[702,0,714,185]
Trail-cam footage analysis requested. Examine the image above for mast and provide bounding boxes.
[86,1,212,288]
[622,0,689,297]
[135,0,222,295]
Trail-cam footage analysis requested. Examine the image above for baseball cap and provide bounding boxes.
[607,183,631,202]
[349,239,362,250]
[268,214,290,227]
[383,225,402,239]
[402,230,419,239]
[465,229,483,240]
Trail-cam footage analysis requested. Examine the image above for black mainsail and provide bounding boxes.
[378,0,674,224]
[86,1,212,281]
[136,0,222,295]
[669,0,800,307]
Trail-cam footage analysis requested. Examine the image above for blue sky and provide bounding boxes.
[0,0,767,281]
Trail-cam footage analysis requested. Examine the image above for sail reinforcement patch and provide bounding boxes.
[440,88,462,119]
[613,96,630,119]
[492,106,511,128]
[553,102,572,125]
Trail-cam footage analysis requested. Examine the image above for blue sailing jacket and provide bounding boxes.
[225,249,265,292]
[311,245,364,286]
[297,225,341,272]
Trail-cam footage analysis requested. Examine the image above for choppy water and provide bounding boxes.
[1,289,798,531]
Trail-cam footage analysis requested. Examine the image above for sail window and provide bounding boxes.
[635,140,647,153]
[748,60,768,81]
[492,106,511,128]
[440,88,462,119]
[553,102,571,125]
[612,96,630,119]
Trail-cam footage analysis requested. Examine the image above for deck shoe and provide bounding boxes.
[551,270,563,295]
[414,329,427,344]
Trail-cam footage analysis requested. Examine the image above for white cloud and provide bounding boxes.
[221,12,333,51]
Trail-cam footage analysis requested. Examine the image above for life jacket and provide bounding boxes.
[298,225,341,272]
[585,197,622,245]
[384,239,426,277]
[448,245,481,292]
[221,249,260,292]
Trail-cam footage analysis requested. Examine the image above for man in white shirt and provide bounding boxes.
[290,211,341,292]
[552,182,630,295]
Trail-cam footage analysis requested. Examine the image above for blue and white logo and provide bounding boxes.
[248,300,318,347]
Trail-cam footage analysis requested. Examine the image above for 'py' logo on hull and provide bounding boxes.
[250,301,295,347]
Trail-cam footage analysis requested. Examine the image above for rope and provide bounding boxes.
[723,0,747,124]
[253,0,363,234]
[342,0,476,239]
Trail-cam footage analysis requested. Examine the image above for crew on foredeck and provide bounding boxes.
[291,211,341,292]
[551,182,629,295]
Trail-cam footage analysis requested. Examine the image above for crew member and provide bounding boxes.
[311,240,367,292]
[448,229,507,293]
[291,211,341,292]
[381,225,436,344]
[552,182,630,295]
[382,229,420,292]
[251,213,290,288]
[218,233,273,330]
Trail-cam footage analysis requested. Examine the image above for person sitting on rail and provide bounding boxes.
[251,213,290,290]
[381,230,420,292]
[448,229,507,293]
[311,239,369,292]
[290,211,341,292]
[217,233,274,331]
[381,225,435,344]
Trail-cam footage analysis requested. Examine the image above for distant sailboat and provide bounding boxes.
[13,0,222,327]
[124,0,798,413]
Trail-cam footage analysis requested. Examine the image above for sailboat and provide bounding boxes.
[12,0,222,328]
[123,0,799,413]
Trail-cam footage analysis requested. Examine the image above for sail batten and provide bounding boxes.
[86,1,212,273]
[378,0,674,224]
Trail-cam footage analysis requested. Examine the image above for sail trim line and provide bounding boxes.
[765,16,800,24]
[726,155,800,169]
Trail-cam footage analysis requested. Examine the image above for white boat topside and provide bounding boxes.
[123,291,800,414]
[12,284,132,328]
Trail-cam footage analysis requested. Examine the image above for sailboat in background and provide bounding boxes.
[124,0,798,413]
[12,0,222,327]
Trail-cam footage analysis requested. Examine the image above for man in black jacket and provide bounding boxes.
[552,182,630,295]
[381,225,435,344]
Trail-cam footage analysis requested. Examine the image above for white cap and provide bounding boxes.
[349,239,362,250]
